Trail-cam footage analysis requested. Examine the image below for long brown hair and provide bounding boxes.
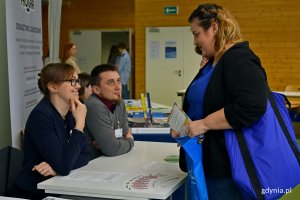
[62,42,76,63]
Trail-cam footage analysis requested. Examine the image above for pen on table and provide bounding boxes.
[140,93,148,126]
[146,92,153,125]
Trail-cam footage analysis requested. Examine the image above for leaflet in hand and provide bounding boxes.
[167,103,190,137]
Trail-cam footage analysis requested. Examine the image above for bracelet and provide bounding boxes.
[70,128,84,136]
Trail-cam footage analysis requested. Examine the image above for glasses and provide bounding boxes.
[62,79,81,86]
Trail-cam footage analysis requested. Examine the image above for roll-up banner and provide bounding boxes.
[6,0,43,148]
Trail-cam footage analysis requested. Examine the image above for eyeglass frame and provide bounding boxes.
[62,79,81,86]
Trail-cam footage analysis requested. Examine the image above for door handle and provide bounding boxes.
[174,70,182,77]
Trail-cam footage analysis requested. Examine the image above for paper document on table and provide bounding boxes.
[167,103,190,137]
[122,172,181,191]
[60,171,125,183]
[43,197,70,200]
[143,161,179,171]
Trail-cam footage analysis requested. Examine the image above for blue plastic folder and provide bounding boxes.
[176,137,208,200]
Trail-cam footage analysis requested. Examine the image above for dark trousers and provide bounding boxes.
[8,183,50,200]
[206,177,243,200]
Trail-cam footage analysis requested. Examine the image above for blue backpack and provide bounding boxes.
[225,92,300,200]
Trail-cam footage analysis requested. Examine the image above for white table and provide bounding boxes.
[38,142,186,200]
[275,91,300,98]
[275,91,300,108]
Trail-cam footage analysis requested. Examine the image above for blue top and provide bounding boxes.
[186,62,214,120]
[16,97,90,195]
[116,50,131,85]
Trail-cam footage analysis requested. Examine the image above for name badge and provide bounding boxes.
[114,128,123,138]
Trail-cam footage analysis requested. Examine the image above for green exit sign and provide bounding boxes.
[164,6,178,15]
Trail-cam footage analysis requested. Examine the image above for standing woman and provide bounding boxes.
[173,3,268,199]
[63,42,81,73]
[9,63,90,199]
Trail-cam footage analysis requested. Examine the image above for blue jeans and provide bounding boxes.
[206,177,243,200]
[122,84,130,99]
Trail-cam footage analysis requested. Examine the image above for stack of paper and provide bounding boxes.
[124,99,171,113]
[126,100,170,124]
[131,127,171,134]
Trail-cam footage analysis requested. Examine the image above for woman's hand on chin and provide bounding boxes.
[70,98,87,131]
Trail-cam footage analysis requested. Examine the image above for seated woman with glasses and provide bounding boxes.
[9,63,90,199]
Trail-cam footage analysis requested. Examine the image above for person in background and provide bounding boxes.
[84,64,134,159]
[172,3,268,199]
[78,72,92,103]
[9,63,90,199]
[116,43,131,99]
[107,44,119,65]
[62,42,81,73]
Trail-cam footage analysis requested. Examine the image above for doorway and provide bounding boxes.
[70,29,133,98]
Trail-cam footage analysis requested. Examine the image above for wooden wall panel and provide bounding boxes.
[60,0,134,61]
[135,0,300,97]
[42,6,48,56]
[42,0,134,60]
[42,0,300,98]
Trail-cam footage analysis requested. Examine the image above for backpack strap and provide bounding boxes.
[235,130,265,200]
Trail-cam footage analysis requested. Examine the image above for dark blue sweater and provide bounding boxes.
[16,97,90,195]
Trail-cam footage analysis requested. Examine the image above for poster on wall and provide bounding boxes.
[149,41,160,59]
[165,41,177,59]
[6,0,43,148]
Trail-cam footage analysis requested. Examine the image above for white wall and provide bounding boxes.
[70,30,102,73]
